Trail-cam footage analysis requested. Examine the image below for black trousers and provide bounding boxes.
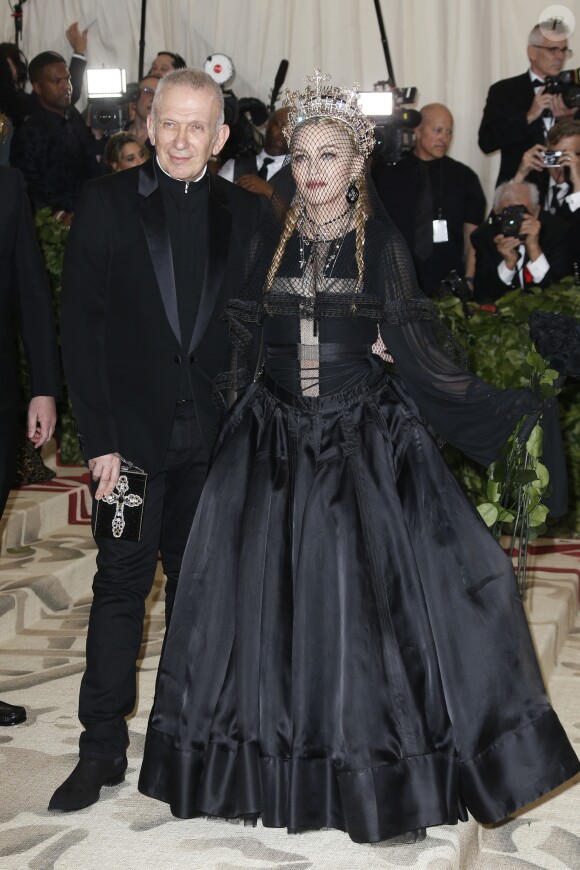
[79,401,207,758]
[0,408,19,519]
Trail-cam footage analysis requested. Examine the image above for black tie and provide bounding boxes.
[258,157,274,180]
[531,78,544,88]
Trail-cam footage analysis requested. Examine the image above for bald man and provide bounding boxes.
[373,103,485,296]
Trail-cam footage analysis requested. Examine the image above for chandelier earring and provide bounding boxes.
[346,179,359,207]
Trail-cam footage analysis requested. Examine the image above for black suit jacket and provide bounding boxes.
[60,160,262,475]
[471,211,573,302]
[478,73,548,186]
[0,166,61,413]
[524,170,580,265]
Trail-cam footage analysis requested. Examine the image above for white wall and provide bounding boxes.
[2,0,579,203]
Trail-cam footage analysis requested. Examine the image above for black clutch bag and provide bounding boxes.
[93,459,147,542]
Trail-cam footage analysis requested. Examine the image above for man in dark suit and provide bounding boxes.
[10,51,103,218]
[219,106,290,198]
[479,20,579,186]
[50,68,263,812]
[511,119,580,267]
[471,180,572,302]
[0,166,60,725]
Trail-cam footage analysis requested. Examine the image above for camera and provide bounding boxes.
[359,83,421,163]
[86,68,138,133]
[204,53,269,161]
[492,204,528,239]
[542,149,563,167]
[544,68,580,109]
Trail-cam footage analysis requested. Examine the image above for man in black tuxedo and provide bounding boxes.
[479,20,579,186]
[51,68,263,812]
[511,119,580,267]
[471,180,572,302]
[219,106,290,198]
[0,166,60,725]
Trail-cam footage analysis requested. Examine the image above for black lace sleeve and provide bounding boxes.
[380,318,539,466]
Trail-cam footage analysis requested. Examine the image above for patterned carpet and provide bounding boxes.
[0,447,578,870]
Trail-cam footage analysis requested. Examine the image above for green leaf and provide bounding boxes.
[497,508,515,523]
[532,462,550,490]
[487,480,501,503]
[526,424,543,459]
[513,469,539,484]
[526,351,545,370]
[529,504,549,527]
[477,503,499,527]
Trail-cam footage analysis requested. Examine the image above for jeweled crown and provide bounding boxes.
[282,69,376,157]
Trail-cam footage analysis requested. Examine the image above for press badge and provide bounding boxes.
[432,219,448,243]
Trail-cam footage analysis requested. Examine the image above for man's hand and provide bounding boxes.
[27,396,57,448]
[235,174,274,198]
[521,211,542,261]
[527,89,553,124]
[494,234,521,270]
[88,453,121,500]
[65,21,88,55]
[514,144,546,181]
[551,93,577,121]
[559,146,580,190]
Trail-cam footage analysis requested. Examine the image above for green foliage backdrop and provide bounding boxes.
[435,281,580,535]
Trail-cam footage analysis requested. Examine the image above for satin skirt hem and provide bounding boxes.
[138,726,463,843]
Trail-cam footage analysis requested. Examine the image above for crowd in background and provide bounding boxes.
[0,18,579,302]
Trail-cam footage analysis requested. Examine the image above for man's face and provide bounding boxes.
[265,108,290,157]
[135,77,159,122]
[149,54,175,77]
[414,108,453,160]
[32,62,72,113]
[548,133,580,175]
[528,35,570,79]
[148,84,229,181]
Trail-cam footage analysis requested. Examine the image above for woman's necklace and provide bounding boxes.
[298,208,353,270]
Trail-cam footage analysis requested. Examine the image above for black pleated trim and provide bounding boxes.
[138,707,580,843]
[139,729,464,843]
[459,707,580,823]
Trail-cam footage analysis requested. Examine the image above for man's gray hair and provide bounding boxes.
[528,19,570,45]
[150,68,225,133]
[493,180,540,211]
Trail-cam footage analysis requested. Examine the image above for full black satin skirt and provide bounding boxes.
[138,362,579,843]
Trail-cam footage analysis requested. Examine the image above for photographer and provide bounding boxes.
[373,103,485,296]
[513,119,580,210]
[479,19,579,186]
[471,180,572,302]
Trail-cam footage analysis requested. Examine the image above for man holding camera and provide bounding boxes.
[479,19,579,186]
[470,180,572,301]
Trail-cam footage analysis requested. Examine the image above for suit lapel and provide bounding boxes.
[138,161,181,347]
[189,175,232,352]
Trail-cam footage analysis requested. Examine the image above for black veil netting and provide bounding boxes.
[213,150,467,408]
[213,118,563,496]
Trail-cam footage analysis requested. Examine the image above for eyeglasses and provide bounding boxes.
[531,45,573,57]
[140,87,156,96]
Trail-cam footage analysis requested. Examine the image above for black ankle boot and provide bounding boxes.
[48,756,127,812]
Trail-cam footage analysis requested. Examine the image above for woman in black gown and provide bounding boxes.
[138,71,579,844]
